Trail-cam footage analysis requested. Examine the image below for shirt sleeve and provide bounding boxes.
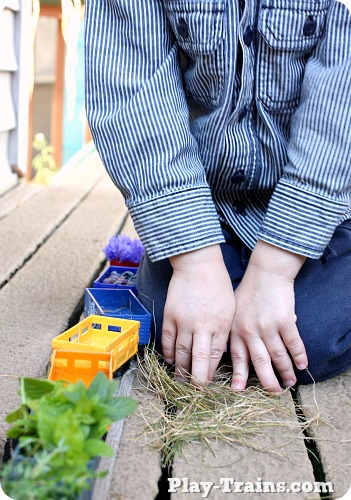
[84,0,224,262]
[258,1,351,259]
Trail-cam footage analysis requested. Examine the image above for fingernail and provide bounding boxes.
[232,382,244,390]
[284,379,296,388]
[297,363,307,370]
[164,358,173,364]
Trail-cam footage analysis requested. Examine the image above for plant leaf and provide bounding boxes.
[84,439,113,458]
[36,398,72,444]
[5,405,28,424]
[87,372,117,402]
[62,390,82,406]
[103,397,137,421]
[21,378,55,401]
[77,414,96,426]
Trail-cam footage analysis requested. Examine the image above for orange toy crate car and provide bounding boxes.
[52,315,139,372]
[48,349,113,386]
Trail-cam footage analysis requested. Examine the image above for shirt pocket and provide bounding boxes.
[257,0,330,111]
[163,0,227,107]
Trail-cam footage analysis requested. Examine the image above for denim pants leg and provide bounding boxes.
[294,219,351,383]
[136,221,351,385]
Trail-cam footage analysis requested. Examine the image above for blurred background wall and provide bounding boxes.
[0,0,88,194]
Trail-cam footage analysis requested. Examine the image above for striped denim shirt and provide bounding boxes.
[85,0,351,262]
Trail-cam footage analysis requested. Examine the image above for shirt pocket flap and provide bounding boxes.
[258,0,330,51]
[164,0,226,55]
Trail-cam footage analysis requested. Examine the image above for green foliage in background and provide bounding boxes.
[31,133,57,185]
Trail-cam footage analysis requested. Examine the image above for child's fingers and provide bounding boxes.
[173,331,193,381]
[191,332,213,386]
[265,336,296,387]
[281,323,308,371]
[207,333,229,382]
[161,317,177,364]
[230,336,250,390]
[246,339,282,393]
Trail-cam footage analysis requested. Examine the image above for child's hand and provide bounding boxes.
[162,245,236,386]
[230,240,308,393]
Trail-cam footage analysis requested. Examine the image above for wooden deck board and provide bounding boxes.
[0,151,107,288]
[297,375,351,499]
[0,162,128,459]
[172,390,317,500]
[95,370,162,500]
[0,151,350,499]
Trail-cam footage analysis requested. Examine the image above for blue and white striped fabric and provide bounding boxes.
[85,0,351,262]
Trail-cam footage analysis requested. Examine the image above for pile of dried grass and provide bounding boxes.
[136,348,319,466]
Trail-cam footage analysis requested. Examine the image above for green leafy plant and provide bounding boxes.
[0,372,136,499]
[31,133,57,185]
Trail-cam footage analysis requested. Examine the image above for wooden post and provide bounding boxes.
[26,94,33,182]
[28,4,65,176]
[50,11,64,169]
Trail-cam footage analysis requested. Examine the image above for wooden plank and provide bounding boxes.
[26,88,34,182]
[0,169,127,457]
[172,391,317,500]
[50,13,64,168]
[297,373,351,499]
[96,369,162,500]
[0,179,42,221]
[92,365,137,500]
[0,151,106,288]
[31,5,63,173]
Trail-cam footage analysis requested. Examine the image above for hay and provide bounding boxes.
[135,348,320,466]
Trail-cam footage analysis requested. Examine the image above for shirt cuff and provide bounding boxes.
[129,186,225,261]
[258,180,350,258]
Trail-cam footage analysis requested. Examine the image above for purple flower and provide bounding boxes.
[102,235,144,263]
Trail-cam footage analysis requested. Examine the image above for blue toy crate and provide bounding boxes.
[84,288,151,345]
[93,266,138,295]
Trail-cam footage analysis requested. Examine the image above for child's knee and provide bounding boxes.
[295,333,351,384]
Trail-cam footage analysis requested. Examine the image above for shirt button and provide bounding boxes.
[232,170,245,183]
[243,26,253,46]
[303,16,317,36]
[178,17,189,38]
[238,106,248,122]
[234,202,246,215]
